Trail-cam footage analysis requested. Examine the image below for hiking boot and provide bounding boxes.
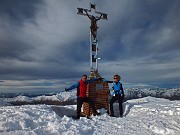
[72,116,80,120]
[80,113,86,117]
[109,113,115,117]
[93,111,101,116]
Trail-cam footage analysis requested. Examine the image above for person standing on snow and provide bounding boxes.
[65,74,100,119]
[106,74,124,117]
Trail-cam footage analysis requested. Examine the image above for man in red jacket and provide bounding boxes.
[65,75,100,119]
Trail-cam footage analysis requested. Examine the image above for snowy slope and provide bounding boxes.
[3,91,77,104]
[0,97,180,135]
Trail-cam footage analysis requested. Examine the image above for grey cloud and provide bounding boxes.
[0,38,34,61]
[0,0,90,80]
[0,0,44,25]
[99,0,180,56]
[0,0,180,89]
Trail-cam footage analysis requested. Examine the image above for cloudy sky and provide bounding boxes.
[0,0,180,92]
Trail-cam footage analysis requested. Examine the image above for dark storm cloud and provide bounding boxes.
[0,0,180,90]
[0,38,34,61]
[0,0,91,82]
[97,0,180,87]
[99,0,180,62]
[0,0,43,24]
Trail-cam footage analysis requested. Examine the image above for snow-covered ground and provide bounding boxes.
[0,97,180,135]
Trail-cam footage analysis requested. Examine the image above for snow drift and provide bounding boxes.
[0,97,180,135]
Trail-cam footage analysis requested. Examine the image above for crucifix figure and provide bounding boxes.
[84,10,102,39]
[77,3,107,72]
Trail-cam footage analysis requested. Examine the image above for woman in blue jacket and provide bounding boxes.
[107,74,124,117]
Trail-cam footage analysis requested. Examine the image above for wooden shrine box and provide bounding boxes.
[83,71,109,116]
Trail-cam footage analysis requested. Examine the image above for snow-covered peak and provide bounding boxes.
[3,91,77,104]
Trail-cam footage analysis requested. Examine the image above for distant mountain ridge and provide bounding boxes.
[0,87,179,106]
[125,87,180,100]
[1,87,179,100]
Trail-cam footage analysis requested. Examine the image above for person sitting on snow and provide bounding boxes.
[106,74,124,117]
[65,74,100,119]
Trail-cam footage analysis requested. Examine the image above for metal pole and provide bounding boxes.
[96,39,98,71]
[90,30,92,71]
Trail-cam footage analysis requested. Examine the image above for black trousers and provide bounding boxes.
[77,97,96,118]
[109,94,123,116]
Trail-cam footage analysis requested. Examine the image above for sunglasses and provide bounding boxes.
[114,78,118,79]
